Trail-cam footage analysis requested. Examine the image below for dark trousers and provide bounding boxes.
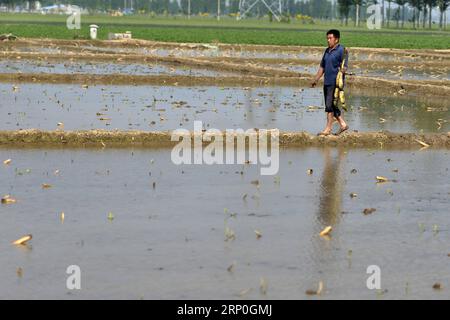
[323,84,341,118]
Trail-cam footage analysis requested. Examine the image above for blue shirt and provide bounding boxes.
[320,44,348,86]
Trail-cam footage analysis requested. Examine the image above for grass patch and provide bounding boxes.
[1,14,449,49]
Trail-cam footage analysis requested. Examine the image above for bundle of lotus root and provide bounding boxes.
[333,48,348,112]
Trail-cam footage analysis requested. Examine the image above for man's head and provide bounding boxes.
[326,29,340,48]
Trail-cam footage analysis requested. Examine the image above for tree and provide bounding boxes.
[422,3,427,28]
[180,0,189,16]
[338,0,352,25]
[409,0,424,29]
[286,0,296,15]
[394,0,407,28]
[437,0,449,29]
[229,0,240,14]
[386,0,393,27]
[311,0,333,19]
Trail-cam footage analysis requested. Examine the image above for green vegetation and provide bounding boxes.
[0,14,449,49]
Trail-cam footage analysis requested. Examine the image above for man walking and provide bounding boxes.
[312,29,349,136]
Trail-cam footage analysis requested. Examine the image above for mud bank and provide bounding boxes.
[0,72,277,86]
[1,129,449,148]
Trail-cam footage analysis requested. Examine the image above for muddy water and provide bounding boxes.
[3,45,449,84]
[76,45,323,60]
[5,41,449,64]
[0,59,228,77]
[282,64,450,81]
[0,147,448,299]
[75,45,450,64]
[348,68,450,81]
[1,83,448,133]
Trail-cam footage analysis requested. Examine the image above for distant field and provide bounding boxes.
[0,13,449,49]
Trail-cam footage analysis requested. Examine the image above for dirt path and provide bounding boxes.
[1,129,449,148]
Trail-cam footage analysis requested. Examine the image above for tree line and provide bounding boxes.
[1,0,448,29]
[338,0,448,29]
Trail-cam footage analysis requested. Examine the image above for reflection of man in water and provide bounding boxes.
[317,148,345,227]
[311,29,349,136]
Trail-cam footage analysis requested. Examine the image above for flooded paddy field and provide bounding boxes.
[14,39,445,62]
[0,41,347,60]
[278,63,450,81]
[2,40,449,84]
[0,39,449,300]
[0,40,450,101]
[0,59,231,78]
[1,83,448,133]
[0,147,449,299]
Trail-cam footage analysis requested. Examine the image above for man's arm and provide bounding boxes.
[311,67,324,88]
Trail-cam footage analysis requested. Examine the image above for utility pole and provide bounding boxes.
[188,0,191,19]
[218,0,221,21]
